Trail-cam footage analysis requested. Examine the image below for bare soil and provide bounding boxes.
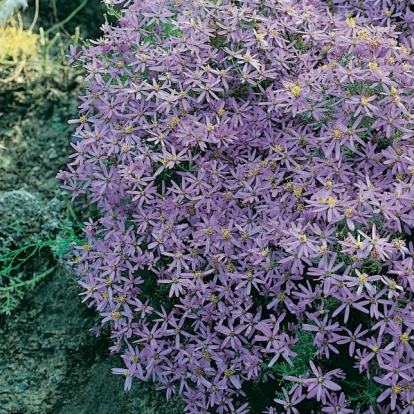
[0,1,183,413]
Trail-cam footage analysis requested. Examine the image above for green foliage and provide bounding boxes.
[104,2,182,46]
[262,327,317,391]
[51,115,66,132]
[0,239,55,315]
[345,377,384,412]
[104,4,123,20]
[0,211,86,315]
[320,296,341,311]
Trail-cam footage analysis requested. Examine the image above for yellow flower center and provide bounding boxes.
[290,85,302,97]
[293,188,303,197]
[346,17,356,28]
[392,385,402,395]
[345,208,353,217]
[358,273,368,283]
[355,241,363,249]
[206,123,214,132]
[210,294,218,303]
[112,311,122,320]
[221,228,231,240]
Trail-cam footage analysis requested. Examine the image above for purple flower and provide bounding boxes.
[331,324,368,357]
[111,367,133,391]
[374,376,404,410]
[307,252,348,295]
[58,0,414,412]
[273,387,306,414]
[322,392,353,413]
[303,361,343,405]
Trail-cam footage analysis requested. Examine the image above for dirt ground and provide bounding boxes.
[0,1,183,413]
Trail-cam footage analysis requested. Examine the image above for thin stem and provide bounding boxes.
[0,267,55,292]
[0,57,26,83]
[43,0,88,37]
[51,0,72,39]
[28,0,39,32]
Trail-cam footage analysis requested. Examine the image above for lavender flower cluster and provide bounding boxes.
[330,0,414,44]
[58,0,414,412]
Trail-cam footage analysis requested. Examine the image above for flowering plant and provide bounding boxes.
[58,0,414,413]
[329,0,414,44]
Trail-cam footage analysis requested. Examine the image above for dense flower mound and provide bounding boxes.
[329,0,414,44]
[58,0,414,413]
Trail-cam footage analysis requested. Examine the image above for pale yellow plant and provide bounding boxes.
[0,0,85,85]
[0,16,38,61]
[0,0,40,83]
[0,9,39,83]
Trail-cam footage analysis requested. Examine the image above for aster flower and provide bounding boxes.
[303,361,342,405]
[111,367,133,391]
[332,287,370,323]
[380,352,414,383]
[223,401,251,414]
[59,0,414,411]
[282,224,319,258]
[366,288,393,319]
[374,376,405,411]
[339,232,370,259]
[322,392,353,413]
[215,319,245,349]
[357,224,393,261]
[330,324,368,357]
[389,257,414,291]
[359,336,395,367]
[302,312,341,346]
[273,387,305,414]
[306,193,344,223]
[380,275,404,300]
[346,94,378,117]
[307,253,348,295]
[343,269,381,296]
[122,342,146,380]
[402,399,414,414]
[283,373,309,402]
